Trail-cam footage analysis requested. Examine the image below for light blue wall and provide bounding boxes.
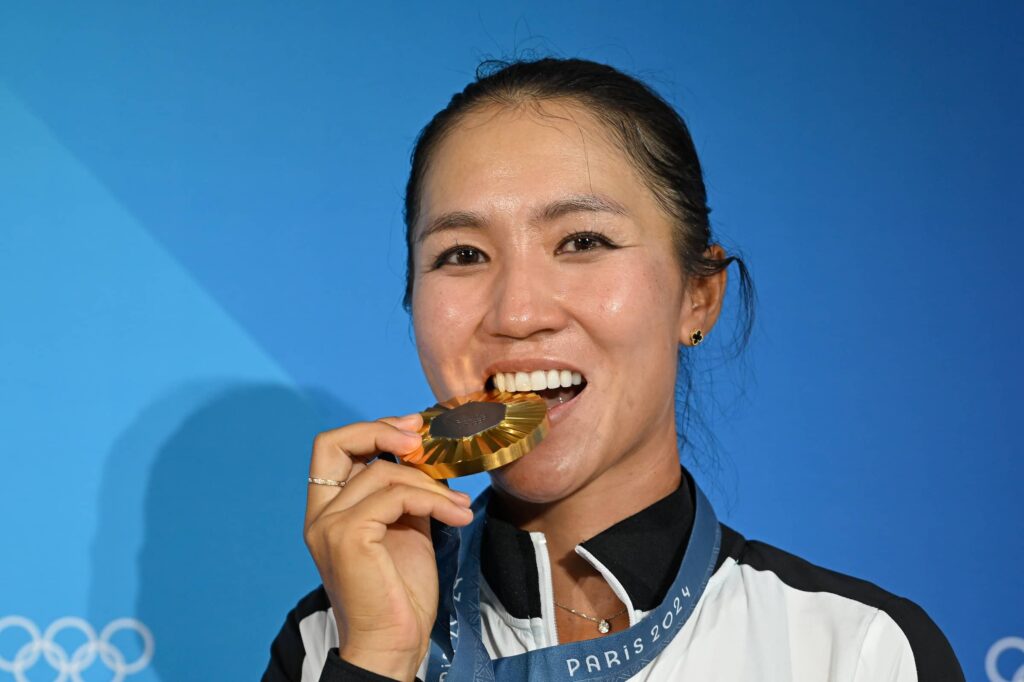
[1,2,1020,680]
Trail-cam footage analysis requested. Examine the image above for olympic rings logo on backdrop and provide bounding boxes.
[988,637,1024,682]
[0,616,153,682]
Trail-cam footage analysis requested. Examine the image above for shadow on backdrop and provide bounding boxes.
[89,381,357,681]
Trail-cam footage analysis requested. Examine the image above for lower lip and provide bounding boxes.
[545,384,586,426]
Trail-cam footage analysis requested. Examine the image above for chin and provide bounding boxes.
[486,438,593,503]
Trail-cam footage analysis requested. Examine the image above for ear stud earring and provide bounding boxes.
[690,329,704,346]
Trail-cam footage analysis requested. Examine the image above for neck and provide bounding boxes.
[489,427,683,561]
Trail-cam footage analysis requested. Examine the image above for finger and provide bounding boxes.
[381,413,433,465]
[328,484,475,544]
[379,414,427,464]
[401,440,429,465]
[363,412,431,470]
[378,412,424,432]
[308,420,423,483]
[315,458,469,522]
[306,421,424,522]
[368,484,475,532]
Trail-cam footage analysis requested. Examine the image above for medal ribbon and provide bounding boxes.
[427,477,721,681]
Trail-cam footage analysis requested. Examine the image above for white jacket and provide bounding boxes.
[263,467,963,681]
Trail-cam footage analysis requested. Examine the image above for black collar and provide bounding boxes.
[480,465,696,618]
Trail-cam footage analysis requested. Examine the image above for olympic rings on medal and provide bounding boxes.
[0,616,154,682]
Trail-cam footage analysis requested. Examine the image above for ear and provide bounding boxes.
[678,244,728,346]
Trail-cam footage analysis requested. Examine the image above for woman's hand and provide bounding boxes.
[303,413,474,681]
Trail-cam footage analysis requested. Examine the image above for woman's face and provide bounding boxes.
[410,100,708,503]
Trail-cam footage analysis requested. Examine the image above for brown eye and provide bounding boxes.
[434,245,487,268]
[558,231,615,254]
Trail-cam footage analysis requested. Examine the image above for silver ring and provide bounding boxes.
[308,476,346,487]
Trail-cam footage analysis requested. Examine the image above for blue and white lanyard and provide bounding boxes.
[425,479,721,681]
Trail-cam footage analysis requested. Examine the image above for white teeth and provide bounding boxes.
[515,372,531,391]
[489,368,586,393]
[530,370,547,391]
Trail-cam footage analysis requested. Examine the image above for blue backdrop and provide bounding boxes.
[1,2,1020,681]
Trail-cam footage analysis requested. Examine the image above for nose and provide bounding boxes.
[482,253,568,340]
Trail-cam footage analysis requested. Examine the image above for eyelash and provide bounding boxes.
[430,231,617,270]
[431,241,484,270]
[561,230,616,253]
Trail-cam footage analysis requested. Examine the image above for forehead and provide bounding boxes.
[415,100,658,233]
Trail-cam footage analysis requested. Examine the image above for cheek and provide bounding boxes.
[569,254,681,344]
[566,253,682,418]
[411,278,484,396]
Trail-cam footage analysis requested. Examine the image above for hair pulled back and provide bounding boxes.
[401,56,757,465]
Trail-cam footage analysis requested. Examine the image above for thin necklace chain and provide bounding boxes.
[553,600,629,633]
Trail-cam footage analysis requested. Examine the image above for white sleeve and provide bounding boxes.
[415,649,430,681]
[852,609,919,682]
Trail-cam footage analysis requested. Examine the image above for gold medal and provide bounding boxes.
[399,389,549,479]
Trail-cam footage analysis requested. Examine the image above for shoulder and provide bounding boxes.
[263,585,429,682]
[262,585,337,681]
[712,523,964,682]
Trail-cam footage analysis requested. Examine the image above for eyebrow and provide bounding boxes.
[415,193,629,244]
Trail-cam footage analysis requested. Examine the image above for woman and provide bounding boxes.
[263,57,963,681]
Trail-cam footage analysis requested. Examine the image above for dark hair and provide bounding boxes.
[401,56,757,471]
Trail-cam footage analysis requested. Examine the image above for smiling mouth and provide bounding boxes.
[485,370,588,411]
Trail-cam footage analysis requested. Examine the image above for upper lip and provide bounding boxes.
[482,358,588,385]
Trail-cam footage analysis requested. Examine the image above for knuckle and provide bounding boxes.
[306,512,353,547]
[381,480,409,496]
[312,431,331,452]
[324,516,353,545]
[384,482,423,503]
[304,533,321,556]
[303,521,323,550]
